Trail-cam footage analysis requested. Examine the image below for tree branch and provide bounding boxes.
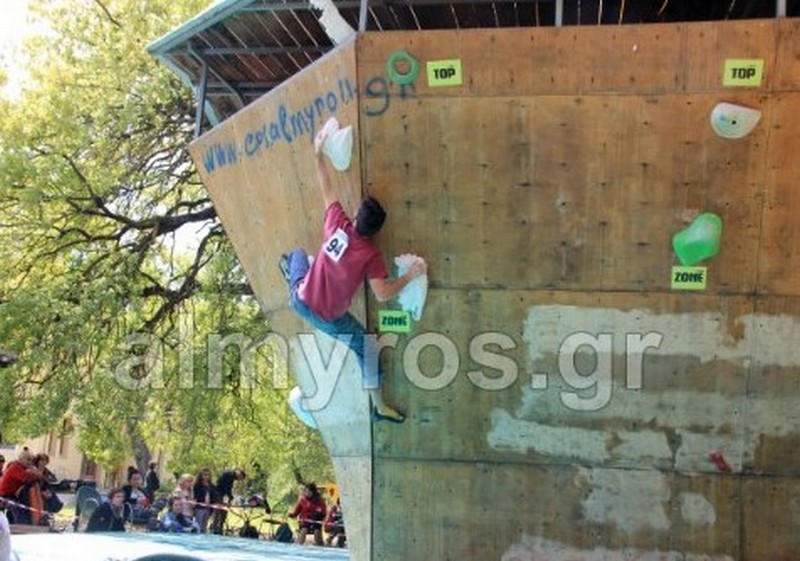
[91,0,123,28]
[143,230,224,331]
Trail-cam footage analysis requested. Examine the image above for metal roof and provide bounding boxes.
[148,0,793,134]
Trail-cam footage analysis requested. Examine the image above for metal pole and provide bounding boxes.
[777,0,786,17]
[194,60,209,138]
[555,0,563,26]
[359,0,368,32]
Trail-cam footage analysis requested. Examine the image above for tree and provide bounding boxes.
[0,0,331,494]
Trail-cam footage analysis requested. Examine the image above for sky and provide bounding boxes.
[0,0,31,99]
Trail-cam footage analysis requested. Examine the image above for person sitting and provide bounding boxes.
[122,470,154,526]
[85,488,128,533]
[12,477,63,527]
[32,454,58,486]
[172,474,195,522]
[40,485,63,522]
[324,498,346,548]
[0,450,43,523]
[160,497,199,533]
[288,483,327,546]
[247,462,271,515]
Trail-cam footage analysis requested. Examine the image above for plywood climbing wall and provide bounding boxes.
[188,39,374,561]
[189,39,362,314]
[358,19,800,561]
[187,17,800,561]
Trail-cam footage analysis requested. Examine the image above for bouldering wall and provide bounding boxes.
[186,17,800,561]
[359,20,800,561]
[188,38,373,561]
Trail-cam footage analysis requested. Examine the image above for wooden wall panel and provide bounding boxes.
[774,19,800,89]
[358,18,800,561]
[758,94,800,294]
[374,460,743,560]
[359,20,800,98]
[747,296,800,475]
[743,477,800,561]
[683,19,779,91]
[365,92,767,293]
[189,39,362,314]
[375,289,764,469]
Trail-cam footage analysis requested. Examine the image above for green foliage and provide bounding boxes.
[0,0,332,498]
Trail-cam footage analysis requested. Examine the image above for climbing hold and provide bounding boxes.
[387,50,420,86]
[710,102,761,139]
[708,450,732,473]
[288,386,318,429]
[672,213,722,266]
[318,117,354,171]
[394,254,428,321]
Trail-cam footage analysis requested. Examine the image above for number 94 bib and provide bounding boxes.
[323,228,349,263]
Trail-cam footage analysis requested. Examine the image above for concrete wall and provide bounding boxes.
[189,18,800,561]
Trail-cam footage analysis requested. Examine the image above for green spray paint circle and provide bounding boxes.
[387,50,420,86]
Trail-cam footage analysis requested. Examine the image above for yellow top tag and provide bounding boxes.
[427,59,463,87]
[723,59,764,87]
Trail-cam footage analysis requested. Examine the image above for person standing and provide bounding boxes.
[324,497,346,547]
[144,461,160,502]
[192,468,215,533]
[210,468,245,535]
[288,483,327,545]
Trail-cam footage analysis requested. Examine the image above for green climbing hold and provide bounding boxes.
[672,213,723,266]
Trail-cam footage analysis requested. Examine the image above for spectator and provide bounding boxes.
[0,450,43,522]
[40,486,63,520]
[0,455,5,476]
[85,488,127,533]
[210,468,246,535]
[192,468,215,533]
[15,483,64,527]
[126,466,138,483]
[172,474,194,521]
[122,470,153,525]
[247,463,271,515]
[144,461,160,502]
[324,498,346,548]
[160,496,199,533]
[32,454,58,486]
[289,483,327,546]
[14,453,58,525]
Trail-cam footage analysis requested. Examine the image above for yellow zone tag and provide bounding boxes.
[723,59,764,87]
[671,266,707,291]
[427,59,463,87]
[378,310,412,333]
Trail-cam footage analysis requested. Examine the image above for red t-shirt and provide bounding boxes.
[289,494,327,521]
[0,461,39,497]
[299,202,388,321]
